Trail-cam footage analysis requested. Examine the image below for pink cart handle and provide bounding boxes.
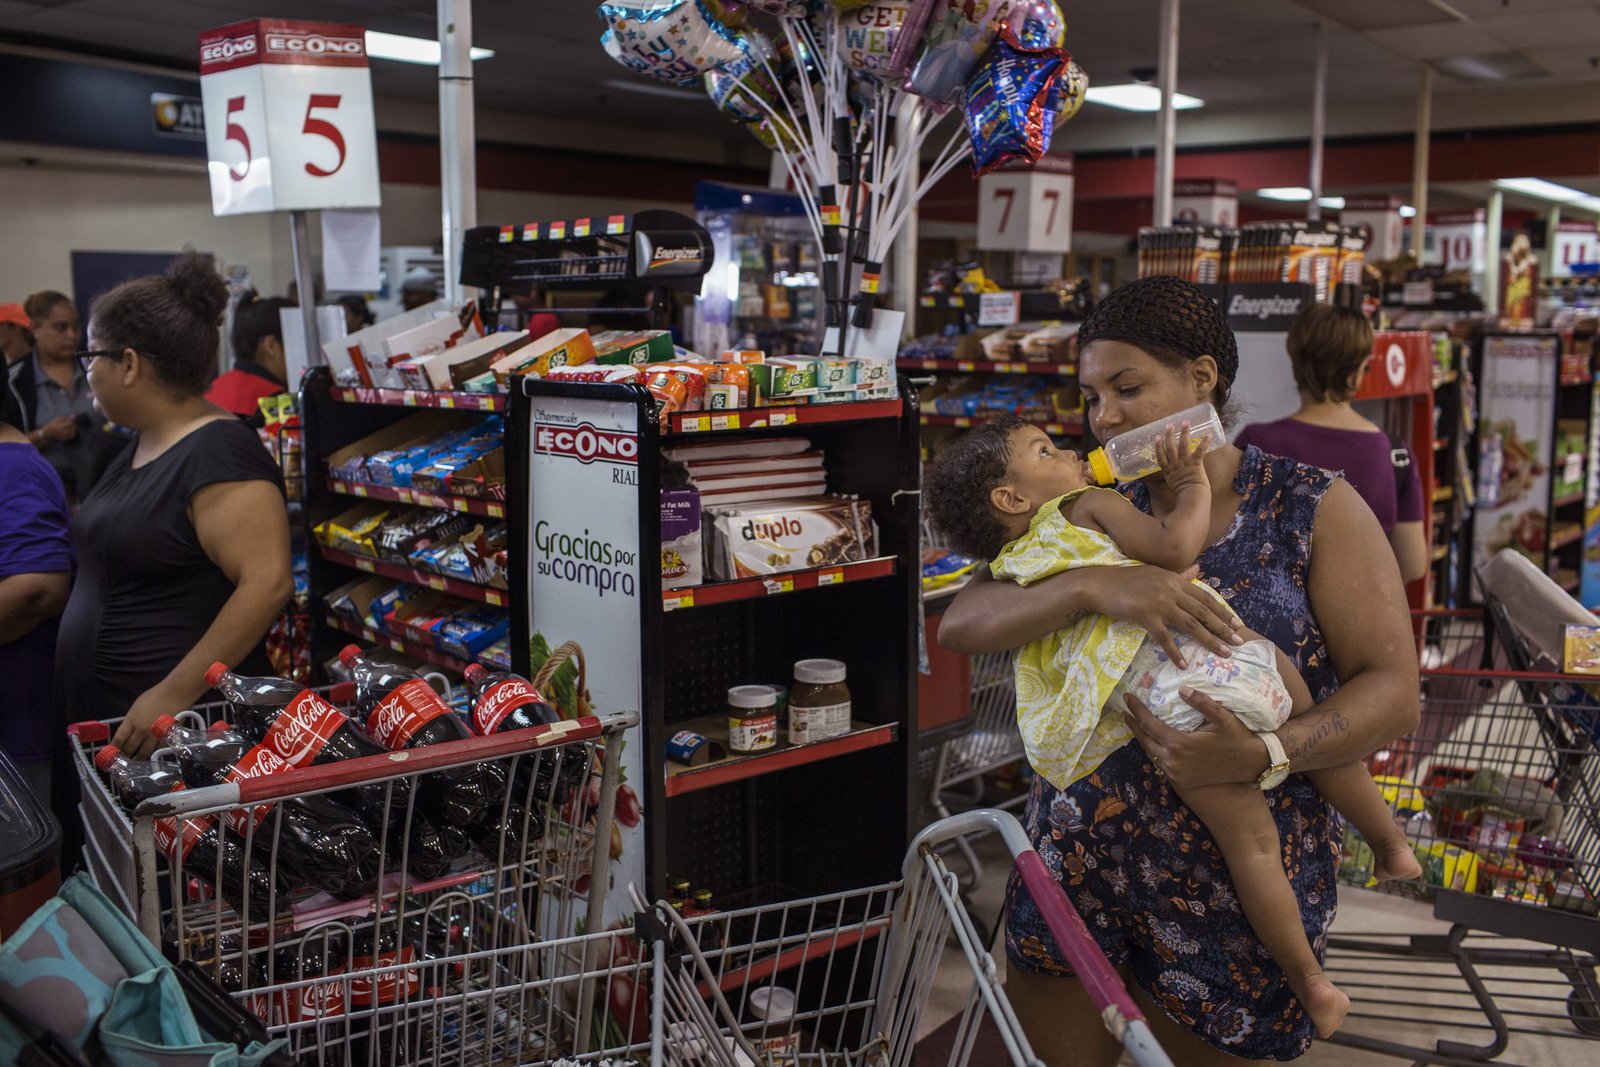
[1015,849,1148,1028]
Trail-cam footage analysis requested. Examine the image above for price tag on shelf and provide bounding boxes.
[762,577,795,596]
[954,417,972,428]
[351,483,367,497]
[977,292,1021,327]
[680,416,710,433]
[487,503,504,518]
[948,296,965,308]
[354,558,373,572]
[198,18,381,215]
[449,498,468,513]
[424,575,445,591]
[769,412,794,427]
[919,296,936,307]
[484,590,504,606]
[437,394,455,409]
[663,592,693,611]
[957,361,976,372]
[818,570,844,586]
[710,413,740,431]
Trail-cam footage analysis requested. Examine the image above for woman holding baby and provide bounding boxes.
[937,276,1420,1064]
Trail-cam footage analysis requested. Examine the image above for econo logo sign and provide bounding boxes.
[202,35,257,63]
[535,423,638,465]
[265,32,366,57]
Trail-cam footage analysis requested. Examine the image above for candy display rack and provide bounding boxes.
[507,377,920,920]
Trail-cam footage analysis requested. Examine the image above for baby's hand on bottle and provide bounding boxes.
[1157,422,1210,492]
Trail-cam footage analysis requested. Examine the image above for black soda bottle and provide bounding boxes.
[461,663,589,804]
[339,646,506,827]
[395,810,472,882]
[95,745,287,915]
[207,662,410,827]
[151,716,382,900]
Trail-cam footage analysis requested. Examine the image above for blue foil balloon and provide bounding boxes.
[961,25,1067,175]
[598,0,748,86]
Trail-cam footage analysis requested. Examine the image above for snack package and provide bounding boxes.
[435,607,510,659]
[314,501,390,556]
[706,496,878,580]
[651,363,709,411]
[546,365,648,386]
[645,369,690,415]
[591,329,675,366]
[813,358,857,404]
[701,363,752,409]
[377,509,473,566]
[751,357,820,404]
[397,329,534,391]
[490,328,597,384]
[661,487,703,590]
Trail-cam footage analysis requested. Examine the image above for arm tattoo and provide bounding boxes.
[1285,708,1350,764]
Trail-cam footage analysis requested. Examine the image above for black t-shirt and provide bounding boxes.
[55,418,285,724]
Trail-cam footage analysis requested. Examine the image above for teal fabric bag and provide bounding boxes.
[0,873,289,1066]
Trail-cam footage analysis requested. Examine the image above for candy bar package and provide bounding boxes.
[661,487,703,590]
[376,509,472,567]
[325,412,482,484]
[313,501,390,557]
[591,329,675,366]
[706,496,878,580]
[435,607,510,659]
[397,329,534,392]
[490,328,597,384]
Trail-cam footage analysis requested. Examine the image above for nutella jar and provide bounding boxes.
[789,660,851,744]
[727,685,779,753]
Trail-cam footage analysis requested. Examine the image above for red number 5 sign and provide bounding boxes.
[977,158,1075,254]
[199,19,381,216]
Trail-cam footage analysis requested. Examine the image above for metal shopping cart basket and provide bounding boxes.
[1326,596,1600,1063]
[68,680,636,1066]
[545,810,1170,1067]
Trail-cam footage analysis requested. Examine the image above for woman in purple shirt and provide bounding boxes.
[1237,304,1429,582]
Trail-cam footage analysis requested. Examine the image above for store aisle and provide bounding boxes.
[914,830,1587,1066]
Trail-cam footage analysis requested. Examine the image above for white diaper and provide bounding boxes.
[1109,632,1293,734]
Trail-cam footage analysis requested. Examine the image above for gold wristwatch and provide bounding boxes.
[1257,731,1291,789]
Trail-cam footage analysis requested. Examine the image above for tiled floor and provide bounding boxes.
[916,830,1597,1066]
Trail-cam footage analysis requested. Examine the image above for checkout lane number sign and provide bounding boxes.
[198,19,381,216]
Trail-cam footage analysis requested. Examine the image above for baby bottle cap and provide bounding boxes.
[1087,448,1115,486]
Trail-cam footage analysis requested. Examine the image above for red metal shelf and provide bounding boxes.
[326,477,507,519]
[896,357,1075,376]
[322,612,476,674]
[1550,523,1585,552]
[1553,491,1586,509]
[330,386,505,412]
[662,557,896,612]
[664,715,897,798]
[920,413,1084,435]
[318,546,509,607]
[664,400,900,435]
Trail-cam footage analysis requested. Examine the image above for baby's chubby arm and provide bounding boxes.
[1072,425,1211,571]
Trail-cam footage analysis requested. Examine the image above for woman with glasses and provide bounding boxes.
[53,252,293,778]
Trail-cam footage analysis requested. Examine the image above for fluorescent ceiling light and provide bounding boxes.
[1400,205,1417,218]
[365,30,493,64]
[1573,196,1600,213]
[1257,187,1311,201]
[1084,84,1203,111]
[1495,178,1589,203]
[1318,196,1346,210]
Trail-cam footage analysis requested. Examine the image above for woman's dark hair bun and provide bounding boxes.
[165,250,228,327]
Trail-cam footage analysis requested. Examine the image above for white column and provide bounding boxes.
[1485,188,1504,316]
[1308,21,1328,222]
[1153,0,1180,227]
[1410,67,1433,258]
[438,0,477,303]
[890,106,920,326]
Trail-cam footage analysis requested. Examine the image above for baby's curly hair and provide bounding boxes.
[926,415,1026,560]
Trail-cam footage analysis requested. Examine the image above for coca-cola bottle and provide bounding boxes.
[461,663,589,804]
[95,745,287,915]
[254,930,350,1043]
[395,810,472,882]
[468,800,545,862]
[151,716,382,900]
[206,662,411,827]
[339,646,506,827]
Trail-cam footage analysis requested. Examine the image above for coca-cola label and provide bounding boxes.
[263,976,349,1024]
[221,744,290,834]
[346,946,422,1005]
[473,679,548,735]
[150,783,208,862]
[263,689,349,767]
[366,679,454,750]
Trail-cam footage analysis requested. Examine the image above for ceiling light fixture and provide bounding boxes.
[1494,178,1591,203]
[365,30,493,65]
[1399,205,1417,218]
[1084,84,1204,112]
[1256,187,1312,201]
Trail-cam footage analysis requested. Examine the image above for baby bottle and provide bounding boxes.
[1086,402,1225,485]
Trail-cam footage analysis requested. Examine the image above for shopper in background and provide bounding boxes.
[17,290,119,502]
[337,293,375,334]
[399,266,439,310]
[1236,304,1429,582]
[207,289,296,417]
[55,251,291,771]
[0,413,72,803]
[508,283,560,340]
[938,276,1419,1066]
[1,302,33,430]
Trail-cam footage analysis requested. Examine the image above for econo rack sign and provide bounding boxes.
[198,19,381,216]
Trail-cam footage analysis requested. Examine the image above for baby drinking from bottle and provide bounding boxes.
[926,407,1421,1038]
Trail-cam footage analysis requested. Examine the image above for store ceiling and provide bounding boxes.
[2,0,1598,197]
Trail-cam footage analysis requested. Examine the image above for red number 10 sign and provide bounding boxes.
[199,19,381,216]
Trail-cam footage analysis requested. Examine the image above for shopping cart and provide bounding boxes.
[68,680,635,1066]
[1328,603,1600,1063]
[551,809,1171,1066]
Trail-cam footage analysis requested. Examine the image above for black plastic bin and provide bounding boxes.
[0,748,61,938]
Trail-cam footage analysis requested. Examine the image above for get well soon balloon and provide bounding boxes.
[841,0,911,75]
[599,0,748,86]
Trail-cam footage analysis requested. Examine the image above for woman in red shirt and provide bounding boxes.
[206,291,295,418]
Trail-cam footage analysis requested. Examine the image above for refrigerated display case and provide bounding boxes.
[692,181,823,358]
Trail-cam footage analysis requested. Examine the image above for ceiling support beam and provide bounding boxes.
[1153,0,1180,227]
[439,0,477,303]
[1410,65,1433,258]
[1307,20,1328,222]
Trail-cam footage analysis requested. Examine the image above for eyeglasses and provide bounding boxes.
[76,348,162,373]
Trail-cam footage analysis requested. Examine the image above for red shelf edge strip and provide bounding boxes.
[318,546,507,607]
[664,724,896,798]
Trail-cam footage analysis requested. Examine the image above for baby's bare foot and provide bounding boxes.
[1372,839,1423,883]
[1300,974,1351,1038]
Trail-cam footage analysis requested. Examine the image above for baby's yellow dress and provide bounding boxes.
[989,487,1143,789]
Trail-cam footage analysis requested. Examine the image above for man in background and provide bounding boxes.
[400,267,439,311]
